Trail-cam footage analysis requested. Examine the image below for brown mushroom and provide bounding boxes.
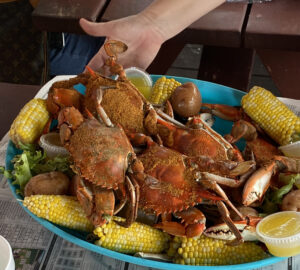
[24,171,70,197]
[281,190,300,212]
[170,82,202,118]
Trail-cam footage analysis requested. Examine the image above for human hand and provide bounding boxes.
[79,14,166,74]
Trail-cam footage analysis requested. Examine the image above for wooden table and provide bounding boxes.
[31,0,300,99]
[0,83,40,139]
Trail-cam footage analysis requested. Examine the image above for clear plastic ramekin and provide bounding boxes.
[256,211,300,257]
[124,67,153,100]
[0,235,15,270]
[39,132,69,158]
[279,141,300,158]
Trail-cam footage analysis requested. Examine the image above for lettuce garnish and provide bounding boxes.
[0,150,73,195]
[261,173,300,214]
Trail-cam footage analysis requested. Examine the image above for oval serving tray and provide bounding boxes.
[5,75,286,270]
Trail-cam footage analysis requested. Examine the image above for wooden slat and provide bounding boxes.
[0,83,40,139]
[102,1,248,48]
[256,49,300,99]
[245,0,300,50]
[101,0,152,20]
[182,2,248,48]
[32,0,107,34]
[197,46,255,92]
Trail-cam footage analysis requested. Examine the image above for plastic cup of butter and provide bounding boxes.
[115,67,153,100]
[256,211,300,257]
[0,235,15,270]
[279,141,300,158]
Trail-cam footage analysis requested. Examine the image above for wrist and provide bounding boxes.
[136,11,169,44]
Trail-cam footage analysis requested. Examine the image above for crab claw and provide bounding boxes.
[242,162,275,206]
[154,207,206,238]
[75,176,115,226]
[242,156,300,206]
[104,40,128,57]
[204,216,261,241]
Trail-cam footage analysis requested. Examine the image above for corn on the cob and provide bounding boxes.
[149,76,181,104]
[241,86,300,146]
[10,98,50,148]
[172,235,269,266]
[94,216,170,254]
[23,195,93,232]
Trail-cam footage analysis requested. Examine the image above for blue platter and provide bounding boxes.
[5,75,286,270]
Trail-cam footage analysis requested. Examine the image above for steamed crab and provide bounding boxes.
[201,104,300,206]
[83,40,159,136]
[57,88,143,227]
[129,133,257,244]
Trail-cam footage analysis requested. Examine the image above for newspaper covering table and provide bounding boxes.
[0,80,299,270]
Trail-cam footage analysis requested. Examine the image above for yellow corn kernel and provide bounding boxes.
[149,76,181,104]
[10,98,50,148]
[241,86,300,145]
[94,216,170,254]
[23,195,93,232]
[173,235,269,266]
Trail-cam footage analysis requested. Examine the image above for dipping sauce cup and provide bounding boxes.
[124,67,153,100]
[279,141,300,158]
[256,211,300,257]
[0,235,15,270]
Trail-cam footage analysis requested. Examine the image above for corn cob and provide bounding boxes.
[172,235,269,266]
[23,195,93,232]
[94,216,170,254]
[10,98,50,148]
[149,76,181,104]
[241,86,300,146]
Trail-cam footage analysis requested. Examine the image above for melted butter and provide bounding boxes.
[259,212,300,238]
[127,76,152,100]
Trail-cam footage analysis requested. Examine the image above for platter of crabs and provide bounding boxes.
[5,73,287,270]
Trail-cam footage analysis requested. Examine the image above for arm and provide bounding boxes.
[80,0,225,72]
[140,0,226,40]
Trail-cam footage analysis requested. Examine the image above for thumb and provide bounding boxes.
[79,18,110,37]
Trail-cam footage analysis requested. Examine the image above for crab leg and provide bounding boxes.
[104,40,128,80]
[113,184,127,215]
[201,104,245,122]
[216,201,244,245]
[95,87,114,127]
[204,216,261,241]
[200,179,244,221]
[115,176,139,228]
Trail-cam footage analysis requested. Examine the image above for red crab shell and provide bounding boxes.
[137,142,222,215]
[66,118,134,190]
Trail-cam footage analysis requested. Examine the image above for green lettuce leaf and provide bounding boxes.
[261,173,300,214]
[1,149,73,195]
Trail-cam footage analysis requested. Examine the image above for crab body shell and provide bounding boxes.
[66,118,134,190]
[137,142,222,215]
[84,74,157,135]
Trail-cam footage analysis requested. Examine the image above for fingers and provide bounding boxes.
[79,18,110,37]
[85,45,107,73]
